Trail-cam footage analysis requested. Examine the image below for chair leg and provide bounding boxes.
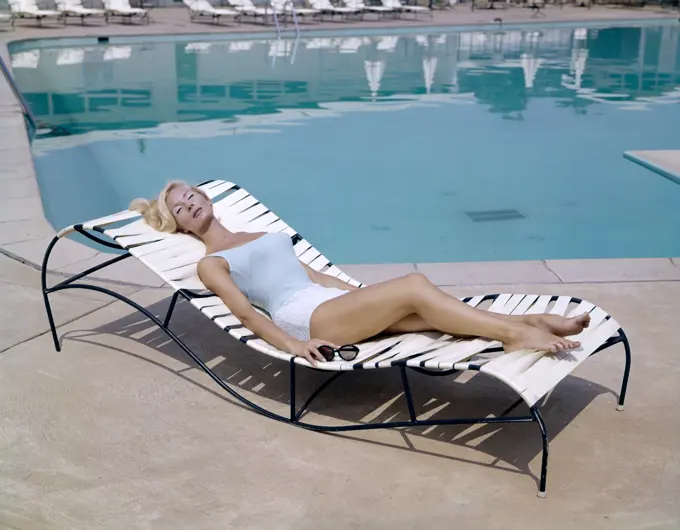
[530,406,549,498]
[42,290,60,352]
[289,357,296,422]
[41,236,61,352]
[617,329,632,411]
[399,366,417,421]
[163,291,181,328]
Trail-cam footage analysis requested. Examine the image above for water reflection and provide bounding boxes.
[9,24,680,142]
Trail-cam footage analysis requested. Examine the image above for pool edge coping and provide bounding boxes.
[2,16,680,288]
[623,151,680,187]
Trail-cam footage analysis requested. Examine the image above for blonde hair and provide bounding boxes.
[129,181,209,233]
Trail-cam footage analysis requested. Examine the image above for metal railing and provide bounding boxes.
[0,53,37,134]
[272,0,300,39]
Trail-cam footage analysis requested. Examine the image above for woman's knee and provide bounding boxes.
[401,272,432,293]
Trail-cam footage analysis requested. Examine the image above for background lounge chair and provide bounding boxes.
[56,0,108,24]
[103,0,149,24]
[182,0,240,24]
[8,0,62,26]
[308,0,359,19]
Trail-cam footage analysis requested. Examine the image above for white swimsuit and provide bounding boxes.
[209,232,348,341]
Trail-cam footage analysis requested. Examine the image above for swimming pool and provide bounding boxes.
[10,22,680,264]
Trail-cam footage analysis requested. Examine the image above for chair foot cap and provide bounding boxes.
[616,404,625,411]
[537,490,547,499]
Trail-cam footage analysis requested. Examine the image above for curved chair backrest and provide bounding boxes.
[10,0,40,12]
[105,0,134,9]
[56,0,86,8]
[185,0,216,10]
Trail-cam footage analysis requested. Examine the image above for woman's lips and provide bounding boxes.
[192,207,202,219]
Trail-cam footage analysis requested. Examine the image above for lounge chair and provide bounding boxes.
[0,11,13,26]
[8,0,62,26]
[340,0,396,16]
[307,0,359,19]
[379,0,431,17]
[56,0,108,24]
[182,0,240,24]
[103,0,149,24]
[41,179,632,498]
[223,0,282,23]
[471,0,503,9]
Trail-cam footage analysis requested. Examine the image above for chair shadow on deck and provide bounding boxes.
[60,292,625,490]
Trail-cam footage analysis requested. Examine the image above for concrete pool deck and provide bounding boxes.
[1,5,680,529]
[2,256,680,529]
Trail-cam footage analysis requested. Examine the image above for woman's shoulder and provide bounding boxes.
[198,253,230,274]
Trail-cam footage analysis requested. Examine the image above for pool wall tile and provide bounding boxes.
[544,258,680,283]
[416,261,560,286]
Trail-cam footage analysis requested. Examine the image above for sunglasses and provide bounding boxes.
[318,344,360,362]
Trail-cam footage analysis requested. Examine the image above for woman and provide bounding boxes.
[130,181,589,366]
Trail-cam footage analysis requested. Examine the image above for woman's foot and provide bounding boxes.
[503,324,581,354]
[525,312,590,338]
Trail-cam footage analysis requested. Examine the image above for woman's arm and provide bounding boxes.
[198,257,332,365]
[302,263,360,291]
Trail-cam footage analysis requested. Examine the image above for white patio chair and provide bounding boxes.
[8,0,62,26]
[182,0,240,24]
[56,0,108,24]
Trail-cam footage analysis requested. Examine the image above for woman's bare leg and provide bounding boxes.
[310,273,581,353]
[385,298,591,338]
[495,311,590,337]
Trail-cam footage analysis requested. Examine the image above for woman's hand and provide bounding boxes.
[288,338,340,367]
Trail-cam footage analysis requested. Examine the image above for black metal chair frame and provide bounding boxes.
[41,225,631,498]
[105,6,150,24]
[187,8,243,24]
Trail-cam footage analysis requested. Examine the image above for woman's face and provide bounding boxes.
[165,184,213,234]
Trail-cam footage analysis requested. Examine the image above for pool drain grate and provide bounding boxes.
[465,209,525,222]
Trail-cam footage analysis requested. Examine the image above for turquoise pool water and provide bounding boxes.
[10,22,680,264]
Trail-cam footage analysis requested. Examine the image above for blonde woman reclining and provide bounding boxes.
[130,182,589,366]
